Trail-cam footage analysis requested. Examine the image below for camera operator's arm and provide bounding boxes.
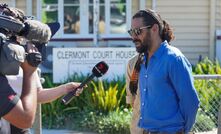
[3,61,38,129]
[37,81,82,104]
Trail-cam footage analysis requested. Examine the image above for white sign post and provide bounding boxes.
[53,47,137,83]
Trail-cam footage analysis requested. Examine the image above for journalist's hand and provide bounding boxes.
[63,82,84,96]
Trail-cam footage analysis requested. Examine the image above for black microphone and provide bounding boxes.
[61,61,109,105]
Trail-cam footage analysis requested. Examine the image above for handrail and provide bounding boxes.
[193,74,221,79]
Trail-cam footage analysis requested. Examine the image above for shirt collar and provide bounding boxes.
[152,40,168,59]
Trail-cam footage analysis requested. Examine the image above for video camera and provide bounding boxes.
[0,4,59,75]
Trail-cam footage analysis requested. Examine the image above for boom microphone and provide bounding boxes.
[0,14,52,43]
[61,61,109,105]
[20,19,52,44]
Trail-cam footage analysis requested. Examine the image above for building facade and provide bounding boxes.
[2,0,221,65]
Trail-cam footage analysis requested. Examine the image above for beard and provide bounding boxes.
[133,39,146,53]
[133,32,152,54]
[133,38,151,54]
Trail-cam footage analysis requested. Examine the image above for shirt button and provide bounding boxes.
[145,74,148,78]
[144,88,146,91]
[140,117,142,120]
[142,103,144,106]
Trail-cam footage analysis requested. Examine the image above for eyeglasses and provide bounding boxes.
[128,25,152,37]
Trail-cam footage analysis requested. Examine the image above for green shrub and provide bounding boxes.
[65,73,127,112]
[78,108,131,134]
[41,73,90,128]
[41,73,128,129]
[91,80,126,114]
[193,57,221,74]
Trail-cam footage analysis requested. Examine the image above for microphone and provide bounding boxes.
[61,61,109,105]
[33,22,60,61]
[21,19,52,44]
[0,15,52,44]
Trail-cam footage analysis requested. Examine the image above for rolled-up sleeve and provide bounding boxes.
[169,56,200,133]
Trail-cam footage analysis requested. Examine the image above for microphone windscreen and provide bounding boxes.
[92,61,109,77]
[23,20,52,44]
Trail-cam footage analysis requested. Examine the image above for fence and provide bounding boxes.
[192,75,221,133]
[32,75,221,134]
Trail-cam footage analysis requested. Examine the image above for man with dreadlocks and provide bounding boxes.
[126,9,200,134]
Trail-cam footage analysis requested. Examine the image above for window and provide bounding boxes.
[89,0,105,34]
[39,0,131,38]
[63,0,80,34]
[110,0,126,34]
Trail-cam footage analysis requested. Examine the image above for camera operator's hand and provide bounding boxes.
[26,42,38,53]
[25,42,42,67]
[20,42,39,72]
[20,60,37,73]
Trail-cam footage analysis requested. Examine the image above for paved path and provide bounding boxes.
[32,129,217,134]
[31,129,96,134]
[196,129,217,134]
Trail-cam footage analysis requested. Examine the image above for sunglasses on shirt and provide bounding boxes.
[128,25,152,37]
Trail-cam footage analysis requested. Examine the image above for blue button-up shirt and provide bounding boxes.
[138,41,200,133]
